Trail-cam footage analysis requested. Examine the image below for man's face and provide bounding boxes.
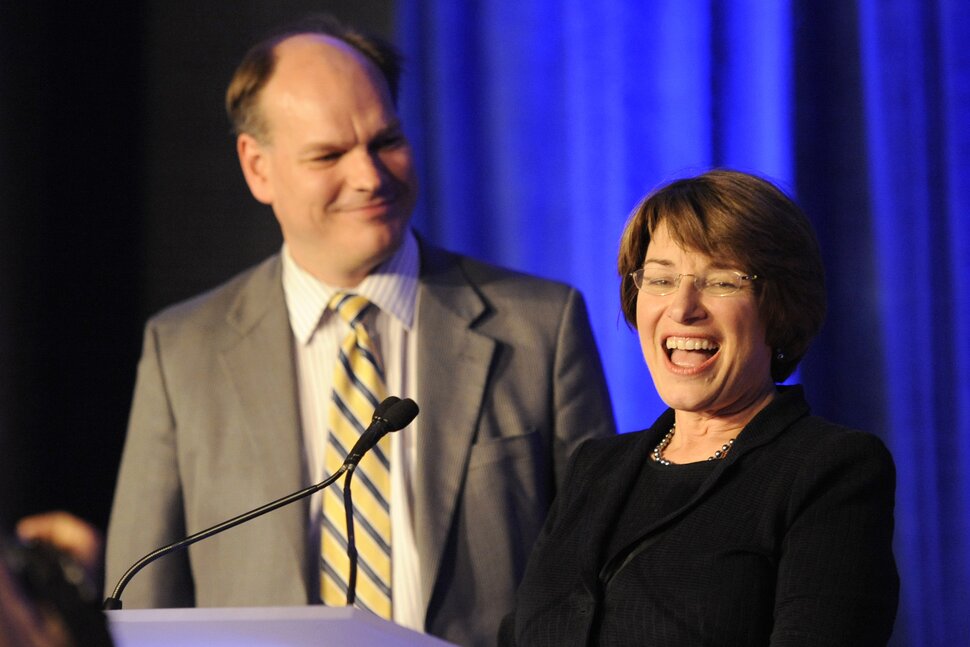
[239,35,418,286]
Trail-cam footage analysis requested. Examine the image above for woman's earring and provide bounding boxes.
[775,349,786,360]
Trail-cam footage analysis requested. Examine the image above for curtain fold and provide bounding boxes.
[859,0,970,643]
[397,1,969,644]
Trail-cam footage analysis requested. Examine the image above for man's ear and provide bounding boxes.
[237,133,274,205]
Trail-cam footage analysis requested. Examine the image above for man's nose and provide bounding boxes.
[347,148,386,191]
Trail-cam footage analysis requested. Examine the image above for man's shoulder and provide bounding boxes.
[420,242,576,298]
[148,254,282,331]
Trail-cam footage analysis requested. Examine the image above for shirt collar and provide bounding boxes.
[282,230,420,345]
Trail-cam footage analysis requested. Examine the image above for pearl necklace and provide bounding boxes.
[651,425,736,466]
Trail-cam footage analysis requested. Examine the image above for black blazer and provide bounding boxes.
[501,386,898,646]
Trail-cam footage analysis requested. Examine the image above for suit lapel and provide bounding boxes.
[412,243,495,613]
[217,256,309,579]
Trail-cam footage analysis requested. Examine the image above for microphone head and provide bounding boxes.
[372,396,401,423]
[345,398,419,466]
[383,398,419,431]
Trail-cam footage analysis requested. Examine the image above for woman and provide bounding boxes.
[500,170,898,646]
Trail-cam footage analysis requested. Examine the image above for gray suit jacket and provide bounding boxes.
[106,240,616,647]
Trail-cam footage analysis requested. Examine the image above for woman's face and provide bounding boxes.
[636,222,774,417]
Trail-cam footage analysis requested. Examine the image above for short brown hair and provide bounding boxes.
[225,14,402,142]
[617,169,826,382]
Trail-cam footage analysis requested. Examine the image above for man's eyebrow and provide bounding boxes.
[297,140,345,155]
[374,120,403,136]
[296,121,405,156]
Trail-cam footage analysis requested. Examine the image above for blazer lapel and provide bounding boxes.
[588,416,673,588]
[217,256,309,575]
[599,387,812,584]
[412,243,495,614]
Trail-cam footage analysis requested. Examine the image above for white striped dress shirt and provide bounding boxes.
[281,230,424,631]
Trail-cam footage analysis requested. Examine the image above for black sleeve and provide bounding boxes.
[770,430,899,646]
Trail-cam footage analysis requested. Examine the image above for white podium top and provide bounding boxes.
[107,606,458,647]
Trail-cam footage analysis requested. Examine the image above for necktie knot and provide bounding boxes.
[329,292,374,328]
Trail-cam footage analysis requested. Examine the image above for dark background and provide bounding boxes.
[0,1,393,532]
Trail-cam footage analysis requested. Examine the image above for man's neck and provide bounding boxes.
[289,251,386,289]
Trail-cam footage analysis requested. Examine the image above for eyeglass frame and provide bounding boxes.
[630,268,760,297]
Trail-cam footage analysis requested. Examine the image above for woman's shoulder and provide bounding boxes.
[550,430,658,516]
[755,387,894,469]
[585,428,655,449]
[774,415,897,493]
[791,415,892,458]
[569,429,656,470]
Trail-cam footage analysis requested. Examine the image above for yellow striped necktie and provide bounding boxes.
[321,292,392,618]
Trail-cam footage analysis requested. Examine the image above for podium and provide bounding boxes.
[107,606,458,646]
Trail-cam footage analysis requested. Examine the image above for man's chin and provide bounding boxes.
[348,222,409,268]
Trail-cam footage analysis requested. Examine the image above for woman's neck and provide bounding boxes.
[663,386,777,463]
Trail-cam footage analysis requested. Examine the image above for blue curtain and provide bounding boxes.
[396,1,969,644]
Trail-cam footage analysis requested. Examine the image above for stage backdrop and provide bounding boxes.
[396,1,968,645]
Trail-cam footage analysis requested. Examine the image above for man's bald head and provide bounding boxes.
[226,14,401,143]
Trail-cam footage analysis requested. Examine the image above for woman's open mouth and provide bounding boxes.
[665,336,719,369]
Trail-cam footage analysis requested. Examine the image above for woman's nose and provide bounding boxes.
[666,278,707,323]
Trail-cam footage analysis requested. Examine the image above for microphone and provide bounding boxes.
[103,396,418,610]
[341,398,419,606]
[345,397,419,465]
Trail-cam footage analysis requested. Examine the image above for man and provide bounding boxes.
[106,17,615,647]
